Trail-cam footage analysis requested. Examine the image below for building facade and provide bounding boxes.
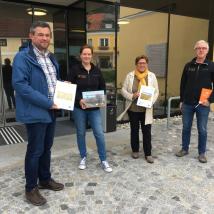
[0,0,214,127]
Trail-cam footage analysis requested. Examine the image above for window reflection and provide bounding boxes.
[86,1,116,88]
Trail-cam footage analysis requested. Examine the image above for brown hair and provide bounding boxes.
[30,21,51,35]
[135,55,149,65]
[80,45,93,54]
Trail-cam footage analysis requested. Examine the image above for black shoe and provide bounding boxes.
[39,179,64,191]
[25,187,47,206]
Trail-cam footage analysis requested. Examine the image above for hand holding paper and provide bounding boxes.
[82,90,106,108]
[199,88,212,106]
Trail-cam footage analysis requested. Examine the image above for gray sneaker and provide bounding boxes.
[175,149,188,157]
[198,154,207,163]
[145,156,154,164]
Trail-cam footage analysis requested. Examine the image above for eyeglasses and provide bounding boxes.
[137,62,147,65]
[196,47,208,50]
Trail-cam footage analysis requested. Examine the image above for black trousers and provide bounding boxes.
[128,111,152,156]
[4,86,15,109]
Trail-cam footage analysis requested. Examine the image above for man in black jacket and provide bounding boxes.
[176,40,214,163]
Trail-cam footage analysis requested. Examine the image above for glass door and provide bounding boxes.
[0,1,32,125]
[0,44,5,127]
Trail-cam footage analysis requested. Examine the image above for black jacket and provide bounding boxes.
[180,58,214,105]
[67,63,106,109]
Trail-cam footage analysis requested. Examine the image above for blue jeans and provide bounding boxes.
[25,121,55,192]
[73,107,106,161]
[182,103,210,154]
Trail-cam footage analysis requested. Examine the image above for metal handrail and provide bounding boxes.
[167,96,180,128]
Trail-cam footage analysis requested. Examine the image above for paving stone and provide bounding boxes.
[87,182,97,187]
[65,182,74,187]
[140,207,148,214]
[85,190,94,195]
[1,115,214,213]
[60,204,69,210]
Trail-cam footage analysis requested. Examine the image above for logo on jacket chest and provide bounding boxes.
[78,74,87,79]
[188,67,196,72]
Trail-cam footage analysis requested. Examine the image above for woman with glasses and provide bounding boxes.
[118,55,159,163]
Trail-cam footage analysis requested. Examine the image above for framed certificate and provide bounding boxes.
[82,90,106,108]
[137,85,155,108]
[54,81,77,111]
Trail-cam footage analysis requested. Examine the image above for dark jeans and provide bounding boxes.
[182,103,210,154]
[25,121,55,192]
[128,111,152,156]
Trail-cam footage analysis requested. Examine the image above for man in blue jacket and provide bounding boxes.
[12,21,64,206]
[176,40,214,163]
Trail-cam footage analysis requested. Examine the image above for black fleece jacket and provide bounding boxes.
[180,58,214,105]
[67,63,106,109]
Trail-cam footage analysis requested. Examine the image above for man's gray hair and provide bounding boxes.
[194,40,209,50]
[30,21,52,34]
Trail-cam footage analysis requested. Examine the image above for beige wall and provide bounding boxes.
[168,15,208,97]
[118,7,209,102]
[118,9,168,99]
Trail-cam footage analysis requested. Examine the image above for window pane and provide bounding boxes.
[86,1,116,89]
[0,1,32,125]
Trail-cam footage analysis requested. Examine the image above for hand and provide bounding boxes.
[80,99,87,109]
[132,92,139,100]
[50,103,60,109]
[201,100,210,107]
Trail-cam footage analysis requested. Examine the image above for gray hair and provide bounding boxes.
[29,21,51,35]
[194,40,209,50]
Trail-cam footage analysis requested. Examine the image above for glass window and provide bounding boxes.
[100,38,109,47]
[88,38,93,46]
[86,1,116,90]
[0,1,32,125]
[68,3,86,69]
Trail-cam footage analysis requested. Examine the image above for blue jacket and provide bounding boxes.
[12,44,60,124]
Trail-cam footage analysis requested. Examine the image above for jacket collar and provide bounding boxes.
[191,57,209,65]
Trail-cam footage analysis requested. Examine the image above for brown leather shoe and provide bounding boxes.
[25,187,47,206]
[39,179,64,191]
[175,149,188,157]
[132,152,139,159]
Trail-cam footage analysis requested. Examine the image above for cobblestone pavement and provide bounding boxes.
[1,115,214,214]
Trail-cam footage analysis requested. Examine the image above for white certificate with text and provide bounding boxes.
[54,81,77,111]
[137,85,155,108]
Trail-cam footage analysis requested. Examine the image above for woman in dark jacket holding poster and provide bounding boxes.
[68,45,112,173]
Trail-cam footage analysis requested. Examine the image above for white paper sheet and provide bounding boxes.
[54,81,77,111]
[137,85,155,108]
